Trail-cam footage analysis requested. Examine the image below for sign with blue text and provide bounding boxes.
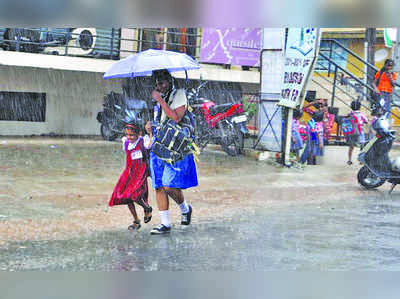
[278,28,320,108]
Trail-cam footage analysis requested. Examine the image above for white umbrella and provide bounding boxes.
[103,49,200,79]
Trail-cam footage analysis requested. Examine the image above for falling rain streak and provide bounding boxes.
[2,140,400,270]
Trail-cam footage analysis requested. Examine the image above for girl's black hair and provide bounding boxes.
[350,100,361,111]
[384,58,394,67]
[312,111,324,122]
[125,123,140,134]
[293,109,303,119]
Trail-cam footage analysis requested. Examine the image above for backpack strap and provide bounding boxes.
[155,104,162,123]
[350,112,361,134]
[376,70,384,88]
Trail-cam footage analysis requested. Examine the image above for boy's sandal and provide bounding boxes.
[144,207,153,223]
[128,220,141,231]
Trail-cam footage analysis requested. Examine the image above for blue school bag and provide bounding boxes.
[307,119,318,142]
[342,113,361,136]
[151,92,197,164]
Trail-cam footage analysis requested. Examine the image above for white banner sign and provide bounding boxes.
[279,28,320,108]
[384,28,397,47]
[261,50,284,94]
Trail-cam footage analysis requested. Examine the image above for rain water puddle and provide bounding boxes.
[2,195,400,271]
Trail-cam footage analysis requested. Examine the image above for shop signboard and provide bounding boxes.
[278,28,320,108]
[200,28,261,67]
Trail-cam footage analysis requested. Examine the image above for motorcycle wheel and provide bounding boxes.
[237,130,245,154]
[357,166,386,189]
[197,135,210,150]
[220,124,243,156]
[100,123,118,141]
[194,118,210,150]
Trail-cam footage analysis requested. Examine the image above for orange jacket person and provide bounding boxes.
[373,59,397,118]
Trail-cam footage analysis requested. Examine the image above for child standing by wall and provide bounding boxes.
[300,111,324,165]
[291,109,304,162]
[320,101,335,145]
[346,100,368,165]
[109,123,153,231]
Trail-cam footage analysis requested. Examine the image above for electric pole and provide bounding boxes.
[365,28,376,87]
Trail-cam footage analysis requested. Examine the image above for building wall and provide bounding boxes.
[346,38,390,78]
[0,65,122,135]
[0,51,260,136]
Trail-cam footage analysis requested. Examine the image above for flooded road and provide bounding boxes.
[2,137,400,270]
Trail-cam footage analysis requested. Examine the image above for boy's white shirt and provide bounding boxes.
[160,89,187,123]
[143,134,151,149]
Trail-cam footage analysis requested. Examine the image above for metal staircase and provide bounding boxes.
[314,38,400,118]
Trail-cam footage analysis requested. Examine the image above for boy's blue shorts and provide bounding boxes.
[150,151,198,189]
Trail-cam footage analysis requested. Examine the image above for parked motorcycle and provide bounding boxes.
[186,81,248,156]
[96,92,147,141]
[357,115,400,193]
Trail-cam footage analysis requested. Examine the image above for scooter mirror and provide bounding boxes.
[374,116,391,136]
[199,81,207,90]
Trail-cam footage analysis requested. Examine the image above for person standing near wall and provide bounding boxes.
[373,59,397,118]
[320,100,335,145]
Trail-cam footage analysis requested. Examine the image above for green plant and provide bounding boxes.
[242,95,257,119]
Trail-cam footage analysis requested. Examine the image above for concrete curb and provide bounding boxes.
[243,148,274,161]
[204,143,274,161]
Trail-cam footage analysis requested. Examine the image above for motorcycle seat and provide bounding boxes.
[192,97,209,105]
[209,103,233,116]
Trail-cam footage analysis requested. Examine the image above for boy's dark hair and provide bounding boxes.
[350,100,361,111]
[312,111,324,122]
[152,69,172,84]
[384,58,394,67]
[293,109,303,119]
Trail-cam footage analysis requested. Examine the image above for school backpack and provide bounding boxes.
[151,89,198,164]
[151,116,195,164]
[342,113,361,136]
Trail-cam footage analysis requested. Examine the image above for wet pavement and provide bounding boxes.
[2,137,400,270]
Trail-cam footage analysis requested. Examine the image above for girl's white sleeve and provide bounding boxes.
[121,137,127,150]
[143,135,151,149]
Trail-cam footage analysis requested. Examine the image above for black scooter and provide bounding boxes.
[357,116,400,194]
[96,92,147,141]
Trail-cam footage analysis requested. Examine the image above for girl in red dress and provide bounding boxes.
[109,123,153,231]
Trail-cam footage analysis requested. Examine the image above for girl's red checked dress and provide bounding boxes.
[109,136,150,206]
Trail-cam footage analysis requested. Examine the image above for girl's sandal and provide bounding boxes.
[128,220,141,231]
[144,207,153,223]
